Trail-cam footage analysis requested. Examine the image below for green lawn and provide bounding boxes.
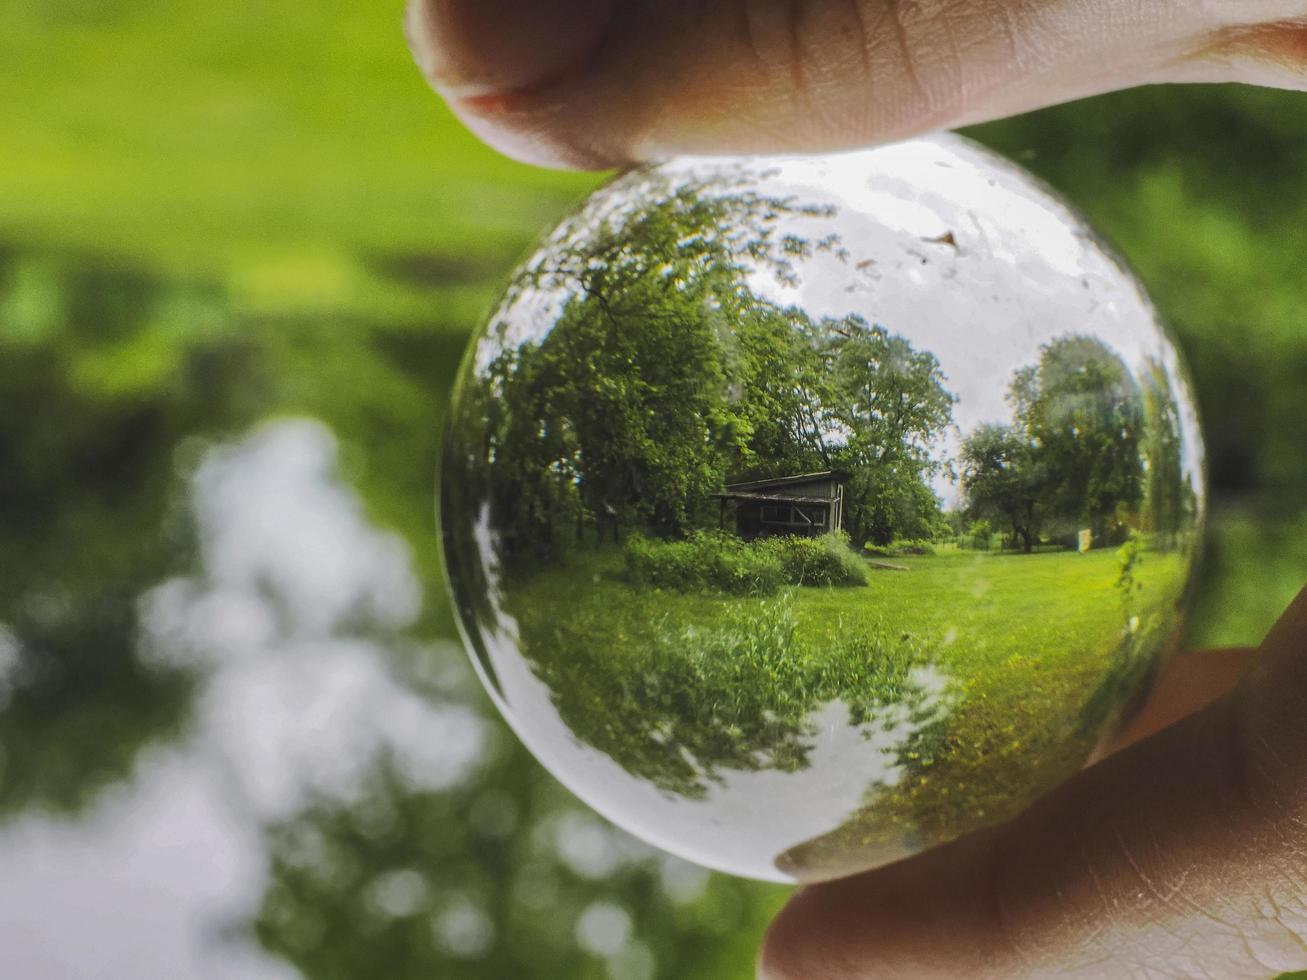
[506,542,1190,878]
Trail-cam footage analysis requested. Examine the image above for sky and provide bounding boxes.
[715,137,1205,507]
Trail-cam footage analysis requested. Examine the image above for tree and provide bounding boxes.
[1140,357,1186,549]
[458,172,844,556]
[725,303,837,479]
[823,317,955,546]
[967,519,994,550]
[962,335,1149,551]
[453,173,960,560]
[960,423,1046,553]
[1023,336,1145,542]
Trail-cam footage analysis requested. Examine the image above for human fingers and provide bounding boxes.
[407,0,1307,168]
[759,586,1307,979]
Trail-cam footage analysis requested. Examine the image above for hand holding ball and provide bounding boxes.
[441,136,1203,883]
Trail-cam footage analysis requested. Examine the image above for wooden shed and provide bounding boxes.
[711,471,848,539]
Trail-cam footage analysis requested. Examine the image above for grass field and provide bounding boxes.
[506,542,1190,878]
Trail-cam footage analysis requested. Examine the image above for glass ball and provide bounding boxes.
[440,135,1205,883]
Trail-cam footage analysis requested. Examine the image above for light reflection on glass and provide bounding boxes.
[441,135,1206,883]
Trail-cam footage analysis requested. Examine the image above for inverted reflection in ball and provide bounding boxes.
[441,135,1204,883]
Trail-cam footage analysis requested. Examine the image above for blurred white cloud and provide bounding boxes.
[0,418,485,980]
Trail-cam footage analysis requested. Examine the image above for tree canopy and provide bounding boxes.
[450,178,957,563]
[961,335,1190,551]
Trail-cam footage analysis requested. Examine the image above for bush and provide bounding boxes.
[624,530,866,595]
[624,531,784,596]
[707,538,786,596]
[757,531,868,587]
[966,519,993,550]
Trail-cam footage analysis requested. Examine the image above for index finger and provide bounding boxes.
[407,0,1307,169]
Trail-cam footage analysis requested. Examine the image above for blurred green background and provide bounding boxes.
[2,3,1306,978]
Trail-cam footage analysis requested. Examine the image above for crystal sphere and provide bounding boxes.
[441,135,1205,883]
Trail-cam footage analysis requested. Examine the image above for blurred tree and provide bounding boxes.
[0,251,254,815]
[1023,336,1144,542]
[960,422,1046,554]
[255,746,788,980]
[962,335,1152,550]
[1140,357,1188,549]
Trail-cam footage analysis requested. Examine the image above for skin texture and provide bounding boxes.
[407,0,1307,169]
[408,2,1307,974]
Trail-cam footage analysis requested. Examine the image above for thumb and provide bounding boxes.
[760,585,1307,979]
[407,0,1307,169]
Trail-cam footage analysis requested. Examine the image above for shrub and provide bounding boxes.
[758,531,868,587]
[624,530,866,594]
[624,531,784,596]
[705,536,786,596]
[966,519,993,550]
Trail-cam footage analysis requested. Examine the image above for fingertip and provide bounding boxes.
[405,0,614,100]
[442,100,625,171]
[761,826,1012,979]
[757,886,823,980]
[405,0,624,168]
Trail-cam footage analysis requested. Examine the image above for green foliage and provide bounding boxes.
[452,182,958,565]
[1024,336,1145,539]
[821,321,956,546]
[0,255,249,817]
[961,335,1181,552]
[727,313,955,547]
[865,539,937,557]
[514,570,924,798]
[1140,359,1188,547]
[1116,530,1144,618]
[624,532,785,597]
[461,176,838,552]
[756,531,869,588]
[255,752,791,980]
[967,519,994,550]
[888,539,937,557]
[960,421,1044,553]
[6,7,1307,972]
[623,531,867,596]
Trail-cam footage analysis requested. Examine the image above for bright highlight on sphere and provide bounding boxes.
[441,135,1205,883]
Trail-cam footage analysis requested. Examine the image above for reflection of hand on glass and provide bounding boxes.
[409,3,1307,975]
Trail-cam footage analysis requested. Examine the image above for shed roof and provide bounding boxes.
[709,490,836,505]
[722,470,850,493]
